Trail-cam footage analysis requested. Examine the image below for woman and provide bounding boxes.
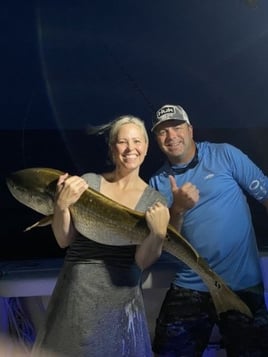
[32,115,169,357]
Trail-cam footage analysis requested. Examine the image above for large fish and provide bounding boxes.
[6,167,252,318]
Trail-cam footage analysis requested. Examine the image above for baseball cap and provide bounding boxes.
[151,104,191,132]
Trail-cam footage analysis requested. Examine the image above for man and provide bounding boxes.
[149,104,268,356]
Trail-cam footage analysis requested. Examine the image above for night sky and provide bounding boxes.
[2,0,268,131]
[1,0,268,259]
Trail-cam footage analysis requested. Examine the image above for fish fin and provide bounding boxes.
[24,215,53,232]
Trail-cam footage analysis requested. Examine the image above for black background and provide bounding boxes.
[1,0,268,260]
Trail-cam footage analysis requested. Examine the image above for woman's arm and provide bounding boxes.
[135,202,170,270]
[52,174,88,248]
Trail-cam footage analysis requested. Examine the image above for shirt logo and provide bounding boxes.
[249,179,267,200]
[204,173,214,180]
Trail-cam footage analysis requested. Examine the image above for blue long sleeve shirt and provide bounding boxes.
[149,142,268,291]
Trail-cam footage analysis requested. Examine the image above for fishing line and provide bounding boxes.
[35,3,80,171]
[103,43,156,115]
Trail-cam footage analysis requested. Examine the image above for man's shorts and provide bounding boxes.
[152,284,268,356]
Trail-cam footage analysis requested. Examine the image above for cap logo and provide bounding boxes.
[157,106,175,118]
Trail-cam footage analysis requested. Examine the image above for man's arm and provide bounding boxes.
[168,175,199,231]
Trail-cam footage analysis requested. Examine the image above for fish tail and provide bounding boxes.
[208,274,253,318]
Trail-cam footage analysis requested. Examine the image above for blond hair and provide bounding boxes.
[87,114,149,165]
[108,115,149,146]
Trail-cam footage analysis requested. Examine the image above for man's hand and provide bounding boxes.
[169,175,199,214]
[168,175,199,231]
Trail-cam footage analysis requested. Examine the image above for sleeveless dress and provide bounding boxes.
[32,173,166,357]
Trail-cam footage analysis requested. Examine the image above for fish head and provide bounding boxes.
[6,167,64,215]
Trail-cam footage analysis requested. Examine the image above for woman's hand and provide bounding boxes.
[55,174,89,210]
[52,174,88,248]
[145,202,170,239]
[135,202,170,270]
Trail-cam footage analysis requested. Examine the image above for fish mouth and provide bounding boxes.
[6,169,56,215]
[7,168,60,189]
[6,172,21,192]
